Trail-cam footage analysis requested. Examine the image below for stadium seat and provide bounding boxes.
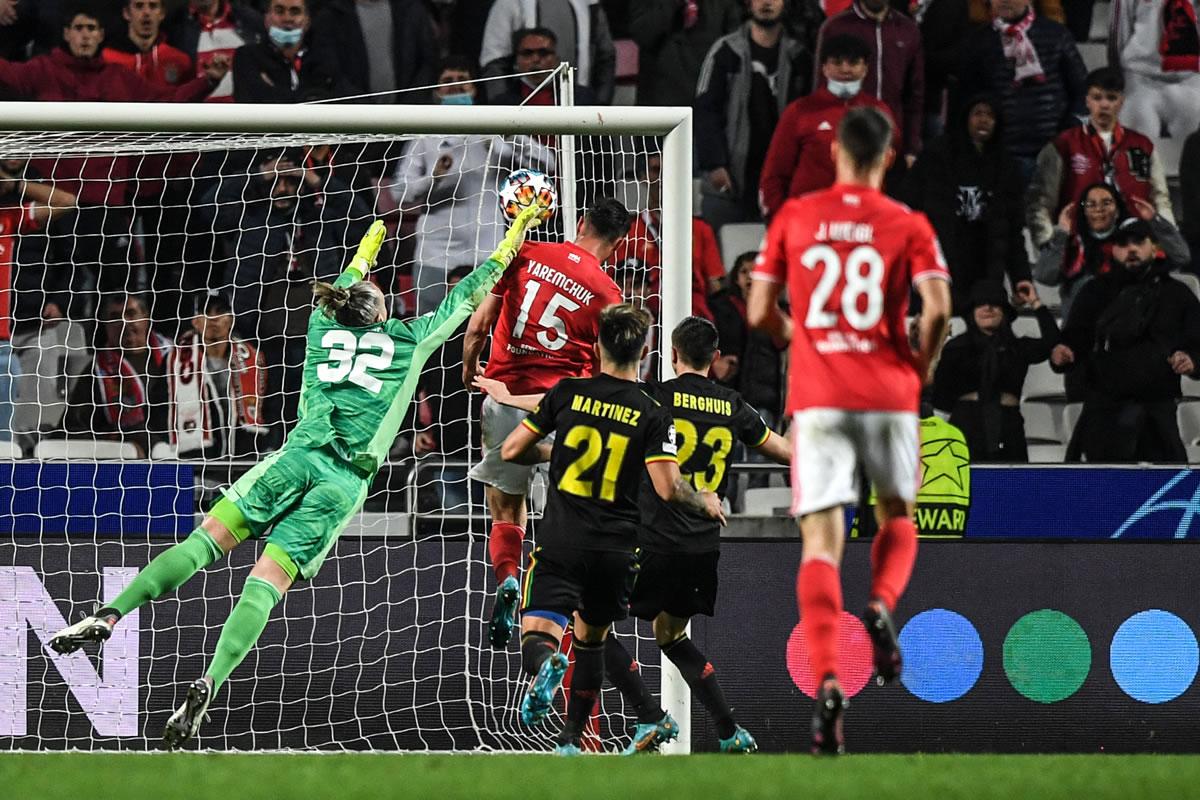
[1027,442,1066,463]
[33,439,140,460]
[1078,42,1107,72]
[719,222,766,269]
[948,316,967,339]
[1022,401,1061,443]
[1023,360,1066,401]
[742,487,792,516]
[0,439,22,459]
[1033,281,1061,311]
[1177,402,1200,447]
[1062,402,1083,444]
[1091,1,1111,40]
[1157,135,1186,180]
[1011,315,1042,338]
[1183,377,1200,399]
[150,441,178,460]
[1174,272,1200,302]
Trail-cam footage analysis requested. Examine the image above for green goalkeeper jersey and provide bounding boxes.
[286,255,507,476]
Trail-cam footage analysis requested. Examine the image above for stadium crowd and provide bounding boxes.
[0,0,1199,470]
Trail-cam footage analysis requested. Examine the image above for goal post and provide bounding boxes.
[0,100,694,752]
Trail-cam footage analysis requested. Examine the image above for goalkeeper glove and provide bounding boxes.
[492,203,549,267]
[346,220,387,280]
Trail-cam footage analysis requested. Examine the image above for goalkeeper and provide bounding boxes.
[49,203,547,749]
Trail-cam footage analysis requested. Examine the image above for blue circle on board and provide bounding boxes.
[1110,610,1199,704]
[898,609,984,703]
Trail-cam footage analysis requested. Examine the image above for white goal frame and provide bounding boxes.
[0,100,695,753]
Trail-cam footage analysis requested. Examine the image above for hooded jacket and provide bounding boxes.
[631,0,742,107]
[815,0,925,155]
[311,0,438,101]
[904,95,1031,312]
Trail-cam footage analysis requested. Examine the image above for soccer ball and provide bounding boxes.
[498,168,556,224]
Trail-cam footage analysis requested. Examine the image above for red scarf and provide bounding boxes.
[1161,0,1200,72]
[95,333,171,430]
[168,329,265,453]
[993,6,1045,86]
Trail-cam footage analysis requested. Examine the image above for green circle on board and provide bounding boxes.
[1003,610,1092,703]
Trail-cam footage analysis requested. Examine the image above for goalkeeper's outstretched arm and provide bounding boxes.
[335,219,388,289]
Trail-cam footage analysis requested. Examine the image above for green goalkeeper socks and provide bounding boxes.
[107,530,223,617]
[206,576,282,693]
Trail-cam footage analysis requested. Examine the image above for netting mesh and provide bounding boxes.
[0,96,677,751]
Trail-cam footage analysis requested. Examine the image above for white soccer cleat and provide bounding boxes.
[48,611,117,654]
[163,678,213,750]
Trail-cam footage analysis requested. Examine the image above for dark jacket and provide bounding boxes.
[631,0,743,107]
[933,307,1059,460]
[815,1,925,155]
[709,289,786,417]
[232,39,352,103]
[957,14,1087,161]
[904,96,1031,312]
[917,0,969,114]
[311,0,437,102]
[165,1,263,64]
[1180,129,1200,267]
[694,22,812,207]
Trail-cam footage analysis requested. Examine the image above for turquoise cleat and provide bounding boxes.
[488,575,521,649]
[719,726,758,754]
[554,742,582,756]
[621,712,679,755]
[520,652,568,726]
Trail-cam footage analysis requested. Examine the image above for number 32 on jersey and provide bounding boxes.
[316,330,395,394]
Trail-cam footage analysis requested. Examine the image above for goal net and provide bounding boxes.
[0,93,694,752]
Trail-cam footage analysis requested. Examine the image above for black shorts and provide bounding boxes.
[521,545,638,627]
[628,550,719,621]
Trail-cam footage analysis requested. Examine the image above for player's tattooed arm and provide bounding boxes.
[647,461,727,526]
[471,376,544,412]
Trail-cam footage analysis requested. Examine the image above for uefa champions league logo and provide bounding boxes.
[1111,469,1200,539]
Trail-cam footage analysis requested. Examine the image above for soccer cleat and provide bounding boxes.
[163,678,213,750]
[811,679,846,756]
[554,742,582,756]
[488,576,521,649]
[863,600,903,686]
[621,712,679,755]
[520,652,568,726]
[48,610,117,655]
[719,726,758,754]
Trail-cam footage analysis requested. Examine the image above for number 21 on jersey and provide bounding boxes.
[316,330,395,394]
[802,244,885,331]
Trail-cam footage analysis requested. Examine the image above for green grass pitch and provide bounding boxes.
[2,753,1196,800]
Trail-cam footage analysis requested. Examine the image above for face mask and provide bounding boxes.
[269,26,304,48]
[827,78,862,99]
[440,92,474,106]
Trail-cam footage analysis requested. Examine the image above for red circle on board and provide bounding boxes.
[786,612,875,698]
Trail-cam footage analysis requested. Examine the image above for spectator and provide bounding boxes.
[694,0,812,233]
[915,0,969,142]
[65,293,171,457]
[489,27,597,105]
[1052,218,1200,462]
[480,0,615,104]
[1109,0,1200,155]
[413,263,483,513]
[630,0,741,107]
[167,291,266,459]
[0,4,229,303]
[957,0,1087,184]
[310,0,437,104]
[758,33,892,220]
[968,0,1067,25]
[204,149,370,436]
[932,280,1059,462]
[0,0,123,59]
[1181,125,1200,273]
[1033,182,1190,319]
[103,0,191,86]
[610,153,725,320]
[165,0,262,102]
[904,95,1032,315]
[387,59,555,312]
[10,302,90,451]
[815,0,924,165]
[232,0,349,103]
[1027,67,1174,252]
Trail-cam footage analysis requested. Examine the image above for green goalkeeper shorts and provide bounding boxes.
[216,444,370,580]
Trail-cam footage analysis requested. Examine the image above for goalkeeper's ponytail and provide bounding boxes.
[312,280,382,327]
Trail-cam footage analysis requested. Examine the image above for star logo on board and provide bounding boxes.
[920,436,970,493]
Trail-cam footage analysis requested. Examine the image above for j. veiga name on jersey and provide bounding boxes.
[815,331,878,354]
[570,393,643,426]
[528,260,596,305]
[815,221,874,243]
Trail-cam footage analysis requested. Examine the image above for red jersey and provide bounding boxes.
[610,212,725,320]
[0,203,40,341]
[485,240,623,395]
[102,40,193,88]
[753,184,949,414]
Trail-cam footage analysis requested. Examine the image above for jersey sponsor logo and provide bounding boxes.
[814,330,879,354]
[672,391,734,416]
[815,221,875,243]
[526,259,596,305]
[505,341,555,359]
[569,393,643,426]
